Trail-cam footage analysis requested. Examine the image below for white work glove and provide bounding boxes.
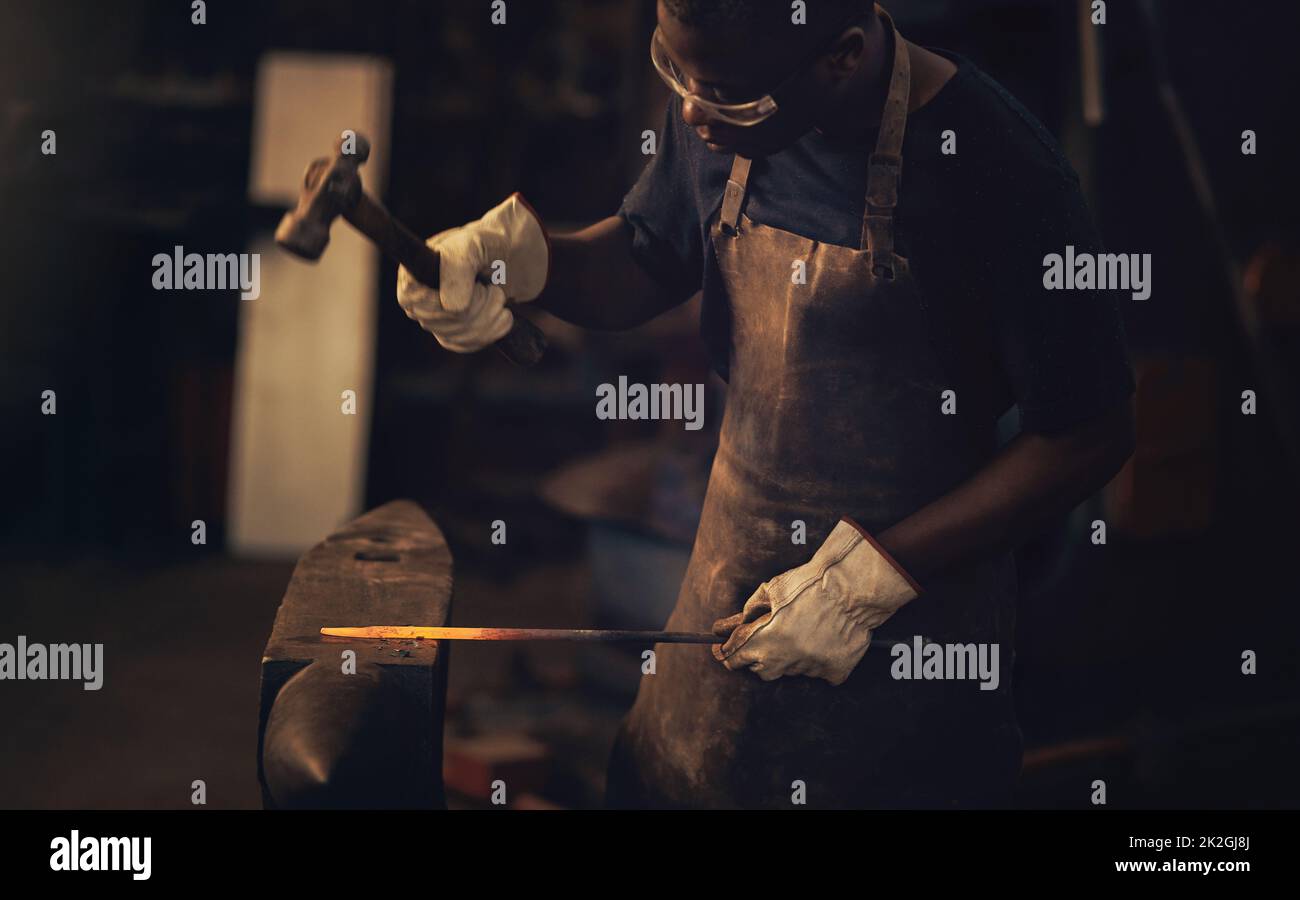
[712,519,922,686]
[396,193,549,353]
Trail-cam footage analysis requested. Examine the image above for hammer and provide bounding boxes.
[275,132,547,367]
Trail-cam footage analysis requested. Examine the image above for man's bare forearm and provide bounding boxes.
[876,400,1136,584]
[534,216,678,330]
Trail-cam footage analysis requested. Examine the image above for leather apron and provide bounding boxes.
[608,11,1021,809]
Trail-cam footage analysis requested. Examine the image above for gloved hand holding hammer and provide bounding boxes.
[275,134,547,366]
[396,194,550,353]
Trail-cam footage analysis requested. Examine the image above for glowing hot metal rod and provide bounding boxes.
[320,625,909,649]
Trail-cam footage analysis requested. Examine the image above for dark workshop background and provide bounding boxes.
[1,0,1299,809]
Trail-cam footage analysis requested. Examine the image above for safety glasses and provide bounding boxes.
[649,11,868,128]
[650,26,778,127]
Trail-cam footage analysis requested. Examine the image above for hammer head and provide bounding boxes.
[275,132,372,260]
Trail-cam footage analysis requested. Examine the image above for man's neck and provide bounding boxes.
[814,10,890,143]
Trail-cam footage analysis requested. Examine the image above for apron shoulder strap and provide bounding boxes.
[719,155,753,235]
[861,6,911,276]
[718,6,912,262]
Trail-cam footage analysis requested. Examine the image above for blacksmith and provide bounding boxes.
[396,1,1135,808]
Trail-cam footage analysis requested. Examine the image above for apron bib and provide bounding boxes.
[608,10,1021,809]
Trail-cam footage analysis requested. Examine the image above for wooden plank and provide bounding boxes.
[229,51,393,557]
[257,500,453,808]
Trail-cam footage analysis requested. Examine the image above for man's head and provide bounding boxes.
[655,0,879,157]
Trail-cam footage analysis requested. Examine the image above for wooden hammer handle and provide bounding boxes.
[345,192,547,367]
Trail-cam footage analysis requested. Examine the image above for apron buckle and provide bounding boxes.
[720,177,747,235]
[867,153,903,210]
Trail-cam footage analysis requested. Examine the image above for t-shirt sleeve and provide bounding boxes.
[991,162,1135,434]
[617,97,705,304]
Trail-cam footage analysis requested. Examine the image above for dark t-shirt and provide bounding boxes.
[618,52,1134,434]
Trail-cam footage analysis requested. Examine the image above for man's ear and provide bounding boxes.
[824,27,867,83]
